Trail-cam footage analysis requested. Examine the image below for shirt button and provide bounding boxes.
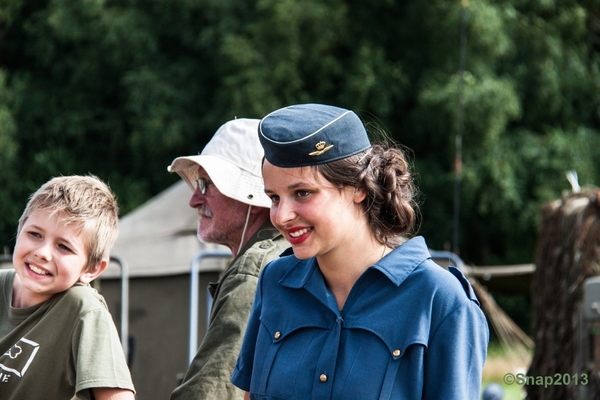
[319,373,327,383]
[392,349,401,357]
[259,243,271,249]
[274,331,281,340]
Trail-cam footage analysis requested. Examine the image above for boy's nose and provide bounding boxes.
[34,242,52,261]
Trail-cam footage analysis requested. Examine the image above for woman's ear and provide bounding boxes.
[353,186,367,203]
[79,259,109,284]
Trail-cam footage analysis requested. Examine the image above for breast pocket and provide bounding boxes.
[251,318,327,399]
[379,342,427,400]
[333,329,428,400]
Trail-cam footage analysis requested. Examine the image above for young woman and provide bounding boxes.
[231,103,488,399]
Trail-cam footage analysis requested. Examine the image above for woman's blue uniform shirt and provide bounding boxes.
[232,236,489,399]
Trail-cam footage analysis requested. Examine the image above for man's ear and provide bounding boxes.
[79,259,109,284]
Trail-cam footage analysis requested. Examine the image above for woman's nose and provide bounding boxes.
[272,199,295,227]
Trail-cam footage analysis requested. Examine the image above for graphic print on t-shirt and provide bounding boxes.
[0,338,40,377]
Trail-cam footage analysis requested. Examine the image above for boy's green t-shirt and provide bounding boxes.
[0,269,135,399]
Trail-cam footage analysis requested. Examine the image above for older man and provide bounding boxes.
[168,118,289,400]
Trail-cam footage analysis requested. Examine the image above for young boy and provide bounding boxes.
[0,175,135,399]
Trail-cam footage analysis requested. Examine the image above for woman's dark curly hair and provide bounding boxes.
[314,138,420,247]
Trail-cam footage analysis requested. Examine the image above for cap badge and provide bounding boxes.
[309,141,334,157]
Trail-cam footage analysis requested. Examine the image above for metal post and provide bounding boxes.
[188,249,231,365]
[109,255,129,358]
[453,0,469,256]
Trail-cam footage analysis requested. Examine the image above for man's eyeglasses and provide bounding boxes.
[195,178,213,195]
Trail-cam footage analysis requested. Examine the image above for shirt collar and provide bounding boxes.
[279,236,431,289]
[370,236,431,286]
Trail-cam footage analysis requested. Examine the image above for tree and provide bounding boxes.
[1,0,600,269]
[0,0,224,248]
[0,68,19,252]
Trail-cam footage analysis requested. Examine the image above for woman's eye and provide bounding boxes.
[296,190,310,198]
[269,195,280,203]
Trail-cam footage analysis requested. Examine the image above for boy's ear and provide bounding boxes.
[79,259,109,284]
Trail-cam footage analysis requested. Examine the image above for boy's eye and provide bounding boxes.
[58,243,73,252]
[27,231,41,238]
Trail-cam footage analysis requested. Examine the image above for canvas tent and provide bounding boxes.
[99,180,231,400]
[104,180,228,279]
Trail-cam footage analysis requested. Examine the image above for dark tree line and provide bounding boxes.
[1,0,600,267]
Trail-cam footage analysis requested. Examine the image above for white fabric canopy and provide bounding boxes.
[105,181,229,278]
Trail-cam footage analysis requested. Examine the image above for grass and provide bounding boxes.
[481,341,530,399]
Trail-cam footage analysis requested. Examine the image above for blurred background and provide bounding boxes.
[2,0,600,399]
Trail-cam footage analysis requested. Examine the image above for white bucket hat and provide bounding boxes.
[167,118,271,208]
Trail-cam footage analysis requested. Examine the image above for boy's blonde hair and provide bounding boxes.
[17,175,119,272]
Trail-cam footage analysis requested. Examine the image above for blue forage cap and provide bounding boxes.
[259,103,372,167]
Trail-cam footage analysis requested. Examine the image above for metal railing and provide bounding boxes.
[188,249,231,365]
[0,255,12,267]
[429,250,465,271]
[109,255,129,357]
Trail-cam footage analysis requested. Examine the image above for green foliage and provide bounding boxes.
[0,0,599,270]
[0,68,20,251]
[411,0,600,264]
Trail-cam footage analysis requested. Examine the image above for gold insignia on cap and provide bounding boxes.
[309,141,334,156]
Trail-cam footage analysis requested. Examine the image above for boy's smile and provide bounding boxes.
[12,209,91,307]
